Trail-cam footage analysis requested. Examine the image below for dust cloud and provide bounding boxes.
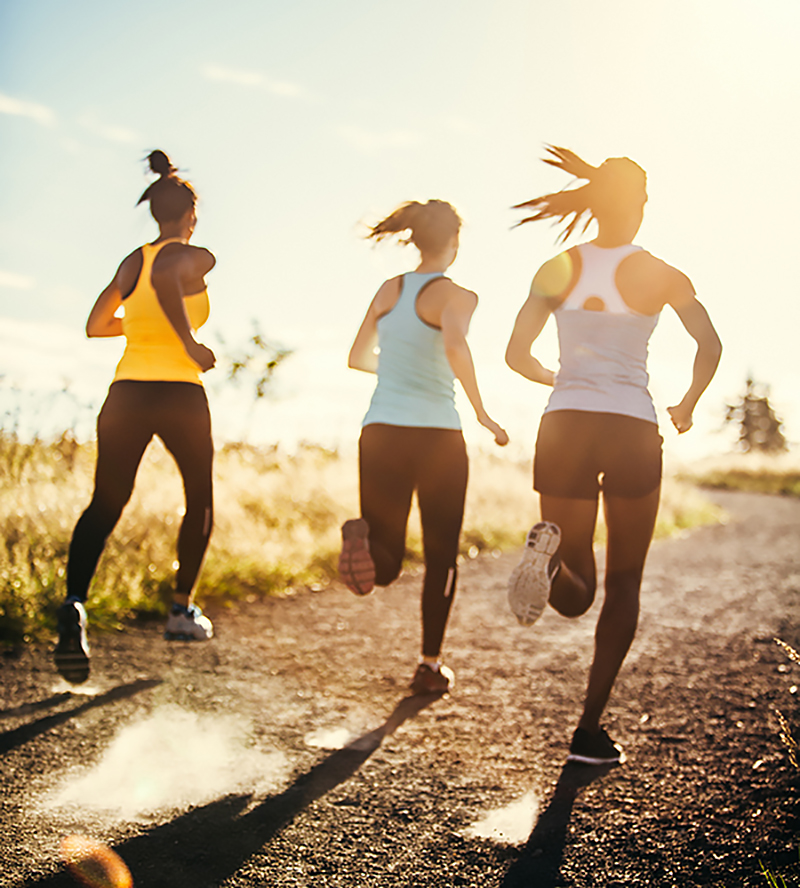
[45,706,290,819]
[462,790,540,845]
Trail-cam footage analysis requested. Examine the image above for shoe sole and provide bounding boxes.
[164,631,213,641]
[507,522,560,626]
[164,621,214,641]
[340,518,376,596]
[566,751,624,766]
[54,650,90,684]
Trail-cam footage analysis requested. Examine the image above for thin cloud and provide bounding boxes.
[204,64,305,98]
[337,125,423,155]
[0,91,56,126]
[79,112,140,144]
[0,269,35,290]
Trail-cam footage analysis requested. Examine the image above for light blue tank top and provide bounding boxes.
[545,243,660,424]
[362,272,461,430]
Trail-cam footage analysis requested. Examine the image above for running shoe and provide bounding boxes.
[338,518,376,596]
[164,603,214,641]
[567,727,625,765]
[507,521,561,627]
[410,663,455,695]
[54,598,90,684]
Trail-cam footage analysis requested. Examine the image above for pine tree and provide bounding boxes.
[724,377,787,453]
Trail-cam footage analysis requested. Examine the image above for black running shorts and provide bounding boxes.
[533,410,663,500]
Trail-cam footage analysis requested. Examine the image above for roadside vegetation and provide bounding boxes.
[0,429,721,643]
[678,451,800,499]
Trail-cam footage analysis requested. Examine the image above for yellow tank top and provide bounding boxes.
[113,239,210,385]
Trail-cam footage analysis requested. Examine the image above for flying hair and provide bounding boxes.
[367,200,461,254]
[514,145,647,242]
[137,150,197,225]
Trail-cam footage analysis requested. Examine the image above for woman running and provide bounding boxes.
[505,147,722,763]
[339,200,508,695]
[55,150,217,684]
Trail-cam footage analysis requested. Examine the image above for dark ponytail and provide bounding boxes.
[137,150,197,225]
[367,199,461,254]
[514,145,646,242]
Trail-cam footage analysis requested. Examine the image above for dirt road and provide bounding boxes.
[2,490,799,887]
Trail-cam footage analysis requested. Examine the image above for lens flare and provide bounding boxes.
[60,835,132,888]
[531,251,573,299]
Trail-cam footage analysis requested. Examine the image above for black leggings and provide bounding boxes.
[67,381,214,602]
[359,423,468,658]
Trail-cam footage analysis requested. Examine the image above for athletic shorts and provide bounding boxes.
[533,410,663,500]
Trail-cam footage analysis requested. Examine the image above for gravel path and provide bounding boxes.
[1,490,799,887]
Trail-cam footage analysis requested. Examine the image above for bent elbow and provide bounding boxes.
[505,343,519,373]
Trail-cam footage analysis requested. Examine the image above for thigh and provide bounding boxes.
[603,487,660,575]
[534,411,602,499]
[415,429,468,552]
[94,383,153,501]
[600,415,663,499]
[154,384,214,499]
[359,424,415,555]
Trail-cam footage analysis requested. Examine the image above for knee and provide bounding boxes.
[551,589,595,618]
[604,569,643,602]
[548,569,596,618]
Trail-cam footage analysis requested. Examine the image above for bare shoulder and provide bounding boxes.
[189,245,216,274]
[372,275,403,316]
[620,249,696,310]
[118,246,143,270]
[153,243,215,275]
[115,247,144,293]
[442,278,478,307]
[531,248,580,302]
[640,250,695,305]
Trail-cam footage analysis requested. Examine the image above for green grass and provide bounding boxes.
[0,430,722,644]
[678,452,800,498]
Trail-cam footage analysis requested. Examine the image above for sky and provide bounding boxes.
[1,0,799,464]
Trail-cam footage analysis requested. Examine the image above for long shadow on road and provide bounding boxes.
[0,679,162,755]
[20,692,440,888]
[500,761,617,888]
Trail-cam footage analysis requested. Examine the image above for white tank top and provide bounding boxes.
[544,243,660,423]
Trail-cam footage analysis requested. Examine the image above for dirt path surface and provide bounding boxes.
[2,490,799,888]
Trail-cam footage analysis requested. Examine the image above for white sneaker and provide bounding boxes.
[164,603,214,641]
[507,522,561,627]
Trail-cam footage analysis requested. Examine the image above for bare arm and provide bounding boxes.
[505,256,568,384]
[505,294,556,385]
[667,295,722,433]
[347,278,401,373]
[152,248,216,372]
[441,288,508,446]
[85,279,124,337]
[347,302,381,374]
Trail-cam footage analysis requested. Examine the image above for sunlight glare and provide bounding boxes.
[462,790,540,845]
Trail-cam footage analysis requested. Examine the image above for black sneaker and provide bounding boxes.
[410,663,455,695]
[567,727,624,765]
[54,598,90,684]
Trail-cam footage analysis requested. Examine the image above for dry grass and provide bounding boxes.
[1,433,722,642]
[678,450,800,498]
